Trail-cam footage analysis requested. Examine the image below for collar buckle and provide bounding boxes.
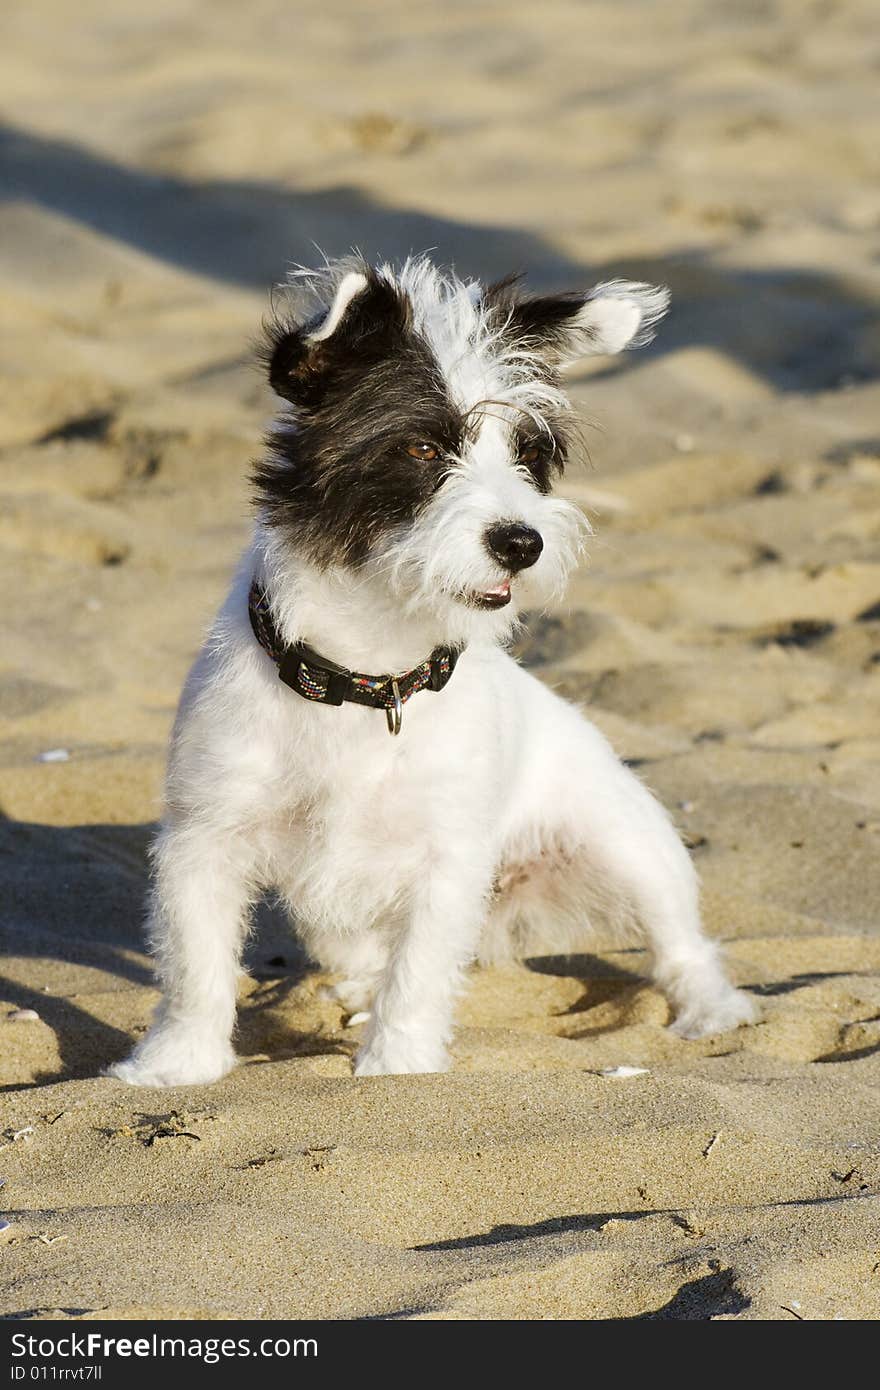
[278,644,349,706]
[429,648,458,692]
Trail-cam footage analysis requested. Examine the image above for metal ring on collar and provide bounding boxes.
[385,678,403,736]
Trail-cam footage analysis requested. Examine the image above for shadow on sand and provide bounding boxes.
[2,120,877,391]
[0,815,312,1090]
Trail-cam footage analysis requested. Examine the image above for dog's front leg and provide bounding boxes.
[108,820,254,1086]
[354,859,489,1076]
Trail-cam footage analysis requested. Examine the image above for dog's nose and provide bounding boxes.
[484,522,544,573]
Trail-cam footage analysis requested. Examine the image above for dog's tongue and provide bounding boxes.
[483,580,511,600]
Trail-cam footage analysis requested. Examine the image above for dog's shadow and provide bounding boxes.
[0,815,155,1091]
[235,899,353,1064]
[0,813,341,1091]
[524,950,653,1036]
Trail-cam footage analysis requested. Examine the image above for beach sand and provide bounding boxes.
[2,0,879,1320]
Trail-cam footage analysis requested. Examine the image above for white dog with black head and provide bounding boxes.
[110,255,755,1086]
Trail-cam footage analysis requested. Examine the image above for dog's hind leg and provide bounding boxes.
[108,819,256,1086]
[499,702,756,1039]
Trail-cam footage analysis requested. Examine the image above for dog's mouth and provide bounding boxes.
[467,580,512,610]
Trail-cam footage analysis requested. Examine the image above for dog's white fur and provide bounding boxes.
[110,258,755,1086]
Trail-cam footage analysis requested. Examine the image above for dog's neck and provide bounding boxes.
[253,529,482,673]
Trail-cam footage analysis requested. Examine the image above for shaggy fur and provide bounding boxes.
[110,254,755,1085]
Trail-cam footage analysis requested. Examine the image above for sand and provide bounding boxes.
[2,0,880,1321]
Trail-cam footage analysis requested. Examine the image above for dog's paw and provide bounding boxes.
[668,985,758,1040]
[354,1030,449,1077]
[106,1027,236,1087]
[322,977,375,1014]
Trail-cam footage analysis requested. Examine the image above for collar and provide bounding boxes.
[247,580,463,735]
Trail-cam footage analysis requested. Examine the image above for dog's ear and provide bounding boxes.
[493,279,670,366]
[266,270,407,404]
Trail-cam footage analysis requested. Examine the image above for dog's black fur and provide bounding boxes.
[253,267,576,568]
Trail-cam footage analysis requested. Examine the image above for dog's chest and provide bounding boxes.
[268,709,455,923]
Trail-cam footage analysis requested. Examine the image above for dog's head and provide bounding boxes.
[255,256,667,639]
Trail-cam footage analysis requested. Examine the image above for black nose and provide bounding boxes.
[484,522,544,573]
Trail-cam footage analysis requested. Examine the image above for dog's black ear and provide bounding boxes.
[487,277,670,364]
[265,270,408,404]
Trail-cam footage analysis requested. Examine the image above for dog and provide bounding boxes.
[110,254,755,1085]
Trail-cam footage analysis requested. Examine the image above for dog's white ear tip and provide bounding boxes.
[626,282,671,348]
[574,280,670,356]
[307,271,370,343]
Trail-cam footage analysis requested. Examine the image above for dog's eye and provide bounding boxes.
[406,443,439,461]
[519,444,542,465]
